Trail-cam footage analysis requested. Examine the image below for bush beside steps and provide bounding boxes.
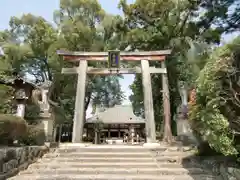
[0,114,46,146]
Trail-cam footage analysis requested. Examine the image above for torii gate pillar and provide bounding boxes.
[141,60,156,143]
[72,60,87,143]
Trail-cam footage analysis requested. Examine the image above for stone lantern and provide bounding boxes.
[4,74,54,142]
[176,81,196,145]
[12,77,36,118]
[37,80,53,141]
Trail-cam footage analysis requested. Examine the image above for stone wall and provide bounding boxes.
[191,157,240,180]
[220,164,240,180]
[0,145,49,180]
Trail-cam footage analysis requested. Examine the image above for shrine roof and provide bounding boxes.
[86,105,145,124]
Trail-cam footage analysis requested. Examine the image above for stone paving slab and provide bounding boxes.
[28,162,192,168]
[54,152,151,158]
[40,155,194,163]
[9,174,218,180]
[40,157,154,162]
[19,167,211,175]
[28,162,158,169]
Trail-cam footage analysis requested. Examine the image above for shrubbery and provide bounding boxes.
[189,37,240,157]
[19,125,46,146]
[0,114,27,145]
[0,114,46,146]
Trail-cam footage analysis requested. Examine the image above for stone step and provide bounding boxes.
[40,157,155,163]
[53,151,194,157]
[58,144,195,152]
[53,152,152,158]
[20,167,211,176]
[9,174,218,180]
[41,155,192,163]
[51,152,195,158]
[31,161,196,168]
[151,151,195,156]
[151,146,195,152]
[28,162,158,169]
[156,156,193,162]
[57,147,162,153]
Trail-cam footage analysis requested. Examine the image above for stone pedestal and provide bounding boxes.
[177,119,197,145]
[59,143,89,148]
[16,103,26,118]
[41,118,54,142]
[38,81,54,142]
[143,143,161,149]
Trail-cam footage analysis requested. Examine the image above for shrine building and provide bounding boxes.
[84,105,145,144]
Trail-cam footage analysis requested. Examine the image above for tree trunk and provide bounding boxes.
[161,61,173,143]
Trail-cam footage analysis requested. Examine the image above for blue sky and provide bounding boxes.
[0,0,239,112]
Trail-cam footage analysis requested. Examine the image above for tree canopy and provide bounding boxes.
[119,0,239,136]
[0,0,126,124]
[189,37,240,156]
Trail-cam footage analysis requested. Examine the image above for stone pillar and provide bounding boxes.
[39,87,53,142]
[53,127,57,142]
[176,82,196,144]
[108,130,110,138]
[141,60,156,143]
[118,129,121,138]
[41,89,50,111]
[86,128,89,138]
[15,88,27,118]
[42,118,54,142]
[131,127,135,144]
[16,103,25,118]
[72,60,87,143]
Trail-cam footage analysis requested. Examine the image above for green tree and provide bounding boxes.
[52,0,125,119]
[118,0,236,141]
[0,0,125,124]
[189,37,240,156]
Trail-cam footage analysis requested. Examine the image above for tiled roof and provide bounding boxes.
[86,105,145,124]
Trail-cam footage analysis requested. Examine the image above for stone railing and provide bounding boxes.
[0,145,49,180]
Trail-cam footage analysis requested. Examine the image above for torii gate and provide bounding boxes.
[57,50,171,145]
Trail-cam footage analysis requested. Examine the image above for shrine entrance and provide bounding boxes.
[58,50,171,144]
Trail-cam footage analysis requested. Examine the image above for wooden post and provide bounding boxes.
[141,60,156,143]
[72,60,87,143]
[118,125,121,138]
[53,126,57,142]
[161,61,173,142]
[86,128,89,138]
[108,130,110,138]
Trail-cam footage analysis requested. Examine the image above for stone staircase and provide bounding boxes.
[9,144,222,180]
